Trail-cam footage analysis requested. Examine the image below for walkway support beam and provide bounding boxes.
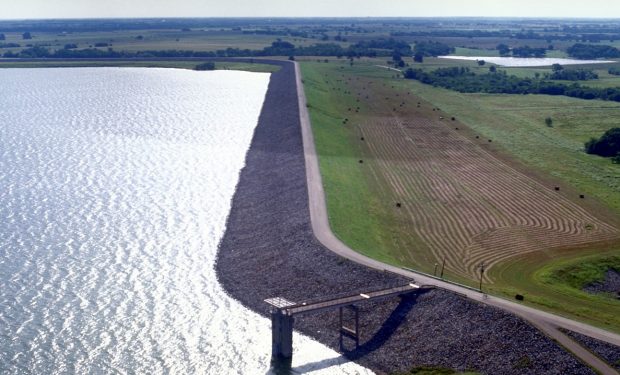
[271,311,294,358]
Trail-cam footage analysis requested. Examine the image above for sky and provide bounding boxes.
[2,0,620,19]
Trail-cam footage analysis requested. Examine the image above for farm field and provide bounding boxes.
[300,57,620,328]
[0,29,347,55]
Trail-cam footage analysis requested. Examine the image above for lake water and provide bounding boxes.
[439,56,616,67]
[0,68,370,374]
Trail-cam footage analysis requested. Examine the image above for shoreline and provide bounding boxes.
[214,60,598,374]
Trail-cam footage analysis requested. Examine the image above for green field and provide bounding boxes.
[398,80,620,215]
[299,57,620,330]
[301,61,409,266]
[489,246,620,330]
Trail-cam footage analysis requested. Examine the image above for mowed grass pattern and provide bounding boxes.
[302,59,620,282]
[359,109,618,281]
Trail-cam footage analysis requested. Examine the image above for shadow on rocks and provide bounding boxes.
[344,291,427,360]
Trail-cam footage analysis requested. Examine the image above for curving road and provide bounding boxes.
[293,61,620,375]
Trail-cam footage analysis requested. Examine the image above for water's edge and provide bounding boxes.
[213,60,403,371]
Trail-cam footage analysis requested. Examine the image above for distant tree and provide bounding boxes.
[402,68,417,79]
[17,45,50,57]
[392,50,402,62]
[413,41,453,57]
[489,65,496,72]
[135,35,144,40]
[496,43,510,56]
[413,52,424,63]
[22,32,32,40]
[477,60,486,66]
[0,33,5,41]
[397,59,405,67]
[0,42,20,48]
[552,63,563,72]
[548,68,598,81]
[271,39,295,49]
[194,62,215,71]
[567,43,620,59]
[288,55,295,61]
[512,45,546,58]
[585,128,620,157]
[64,43,78,49]
[545,117,553,127]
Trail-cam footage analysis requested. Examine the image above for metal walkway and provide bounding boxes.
[265,282,431,358]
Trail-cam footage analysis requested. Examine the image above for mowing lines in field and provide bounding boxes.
[360,115,619,281]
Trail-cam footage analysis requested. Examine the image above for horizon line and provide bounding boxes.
[2,16,620,21]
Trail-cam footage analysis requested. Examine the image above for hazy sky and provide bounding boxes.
[2,0,620,19]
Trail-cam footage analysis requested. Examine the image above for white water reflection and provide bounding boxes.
[0,67,371,375]
[439,55,616,67]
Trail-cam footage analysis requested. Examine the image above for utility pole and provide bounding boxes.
[478,261,486,291]
[440,258,446,279]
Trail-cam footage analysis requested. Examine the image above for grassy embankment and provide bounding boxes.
[300,57,620,331]
[301,61,411,266]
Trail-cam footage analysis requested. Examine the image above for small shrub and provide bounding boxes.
[194,62,215,71]
[545,117,553,127]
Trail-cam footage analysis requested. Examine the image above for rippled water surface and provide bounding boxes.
[0,68,370,374]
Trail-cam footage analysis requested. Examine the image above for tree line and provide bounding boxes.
[585,128,620,163]
[2,38,420,59]
[402,66,620,102]
[547,64,598,81]
[496,43,547,58]
[566,43,620,59]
